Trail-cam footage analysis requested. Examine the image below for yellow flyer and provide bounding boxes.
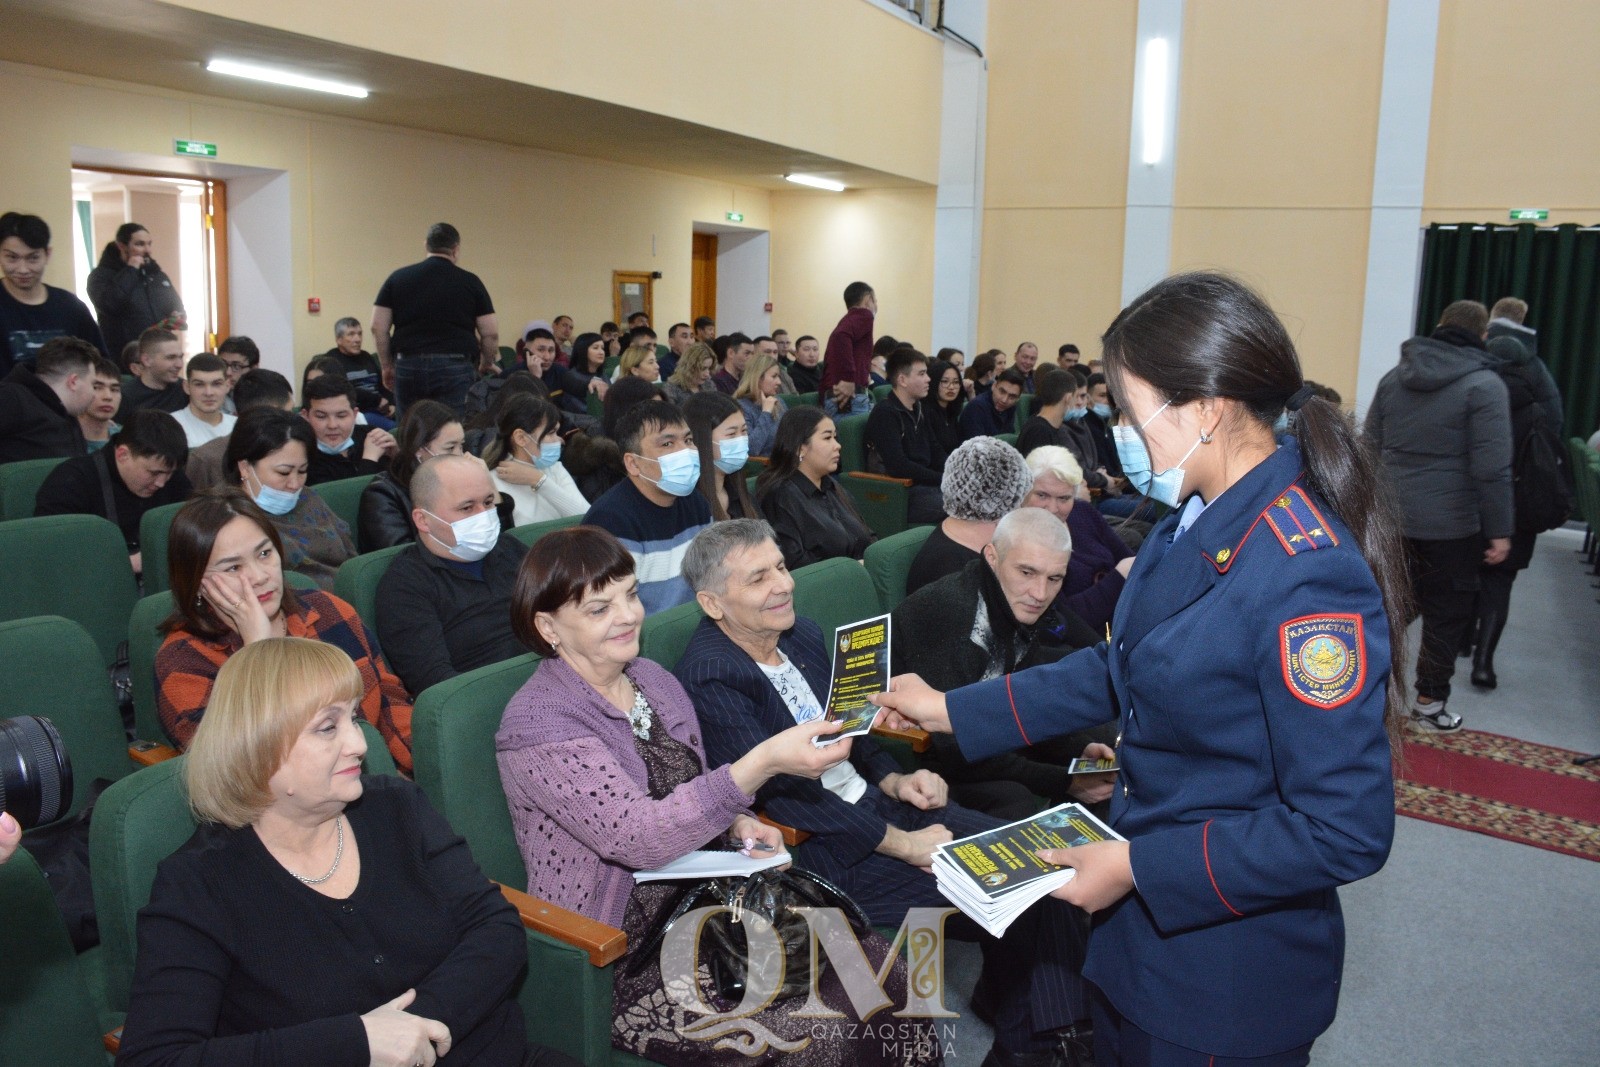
[817,613,891,746]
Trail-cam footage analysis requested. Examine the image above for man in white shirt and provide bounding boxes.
[170,352,236,447]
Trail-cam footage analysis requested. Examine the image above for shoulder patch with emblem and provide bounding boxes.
[1262,485,1338,556]
[1280,613,1364,708]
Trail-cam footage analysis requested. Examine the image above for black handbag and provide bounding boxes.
[631,866,873,1003]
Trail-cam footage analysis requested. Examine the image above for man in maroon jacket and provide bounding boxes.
[819,280,877,417]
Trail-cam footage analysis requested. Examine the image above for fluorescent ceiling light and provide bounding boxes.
[206,59,368,99]
[785,173,846,192]
[1140,37,1169,166]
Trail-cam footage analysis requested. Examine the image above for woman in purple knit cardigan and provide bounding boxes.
[496,527,933,1066]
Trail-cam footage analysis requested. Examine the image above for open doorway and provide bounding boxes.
[70,168,228,356]
[692,222,769,337]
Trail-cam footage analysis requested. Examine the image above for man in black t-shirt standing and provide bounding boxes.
[371,222,497,416]
[0,212,108,378]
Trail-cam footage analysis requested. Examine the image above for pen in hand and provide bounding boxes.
[738,837,779,855]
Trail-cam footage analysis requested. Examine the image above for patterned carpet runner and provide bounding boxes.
[1396,729,1600,861]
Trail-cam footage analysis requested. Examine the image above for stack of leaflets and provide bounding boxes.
[932,802,1124,936]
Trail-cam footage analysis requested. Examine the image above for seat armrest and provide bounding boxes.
[843,471,914,487]
[128,740,180,766]
[498,883,627,967]
[104,1028,121,1053]
[873,724,931,753]
[756,812,812,846]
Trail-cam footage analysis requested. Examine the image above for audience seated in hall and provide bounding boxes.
[120,638,566,1066]
[301,373,397,486]
[905,434,1033,596]
[864,345,948,525]
[0,334,94,464]
[959,366,1024,440]
[493,525,916,1066]
[893,507,1111,820]
[359,399,485,552]
[582,399,712,614]
[375,454,528,696]
[482,393,587,527]
[674,520,1096,1065]
[169,353,237,449]
[223,406,356,590]
[187,368,294,491]
[756,405,876,569]
[79,355,123,452]
[35,407,191,579]
[115,327,188,420]
[682,391,757,521]
[1025,445,1135,634]
[153,487,414,771]
[733,353,788,457]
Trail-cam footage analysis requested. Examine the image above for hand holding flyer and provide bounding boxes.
[816,614,891,747]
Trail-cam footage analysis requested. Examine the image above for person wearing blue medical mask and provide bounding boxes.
[683,391,757,522]
[372,454,529,696]
[486,393,587,527]
[301,373,397,486]
[585,400,714,614]
[225,406,356,590]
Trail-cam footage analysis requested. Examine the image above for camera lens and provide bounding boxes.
[0,716,74,830]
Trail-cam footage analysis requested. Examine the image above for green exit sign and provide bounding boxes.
[1509,208,1548,221]
[726,211,744,223]
[174,139,218,158]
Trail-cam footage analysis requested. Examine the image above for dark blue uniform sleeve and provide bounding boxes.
[945,642,1117,762]
[1128,551,1396,934]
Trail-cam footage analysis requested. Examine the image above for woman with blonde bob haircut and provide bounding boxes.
[121,637,579,1067]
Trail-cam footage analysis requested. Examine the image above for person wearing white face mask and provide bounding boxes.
[224,407,355,591]
[582,400,712,614]
[484,393,586,526]
[375,454,528,696]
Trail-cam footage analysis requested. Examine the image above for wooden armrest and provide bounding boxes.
[756,812,812,847]
[872,724,931,753]
[104,1028,121,1053]
[748,455,769,467]
[498,883,627,967]
[843,471,915,487]
[128,740,180,766]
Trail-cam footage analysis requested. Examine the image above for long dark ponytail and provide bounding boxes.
[1101,271,1412,748]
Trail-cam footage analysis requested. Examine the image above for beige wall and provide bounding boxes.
[1167,1,1387,399]
[977,0,1138,355]
[768,187,938,349]
[1424,0,1600,226]
[166,0,945,184]
[0,60,778,369]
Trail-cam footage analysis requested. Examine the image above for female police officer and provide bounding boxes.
[876,272,1408,1067]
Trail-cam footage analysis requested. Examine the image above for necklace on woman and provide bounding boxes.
[625,676,655,741]
[292,815,345,885]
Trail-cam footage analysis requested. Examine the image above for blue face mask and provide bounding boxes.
[246,467,300,516]
[534,440,563,470]
[636,447,700,497]
[1091,403,1114,421]
[317,437,354,456]
[1273,411,1291,435]
[713,434,750,474]
[1064,405,1088,422]
[1111,400,1203,508]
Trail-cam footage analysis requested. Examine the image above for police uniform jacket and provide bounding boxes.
[944,437,1395,1058]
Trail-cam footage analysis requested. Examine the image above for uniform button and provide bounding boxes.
[341,903,354,914]
[373,954,386,965]
[1122,780,1129,799]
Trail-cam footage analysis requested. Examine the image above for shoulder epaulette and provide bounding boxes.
[1261,485,1339,557]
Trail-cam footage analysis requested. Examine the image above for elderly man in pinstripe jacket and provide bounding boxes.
[673,519,1094,1067]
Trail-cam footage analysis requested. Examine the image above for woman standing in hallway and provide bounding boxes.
[878,272,1407,1067]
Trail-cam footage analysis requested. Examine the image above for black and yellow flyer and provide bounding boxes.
[817,613,891,746]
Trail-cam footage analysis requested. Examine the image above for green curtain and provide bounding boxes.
[1415,222,1600,439]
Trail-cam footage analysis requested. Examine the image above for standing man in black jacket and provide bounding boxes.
[86,222,186,361]
[1367,300,1512,732]
[0,334,95,464]
[864,346,947,524]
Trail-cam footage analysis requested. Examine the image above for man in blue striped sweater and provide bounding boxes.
[582,399,712,613]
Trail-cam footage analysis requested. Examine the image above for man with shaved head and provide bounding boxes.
[374,453,525,694]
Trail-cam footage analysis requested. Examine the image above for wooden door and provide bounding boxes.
[691,232,718,323]
[612,271,653,326]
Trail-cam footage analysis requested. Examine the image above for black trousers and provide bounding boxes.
[1405,535,1483,701]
